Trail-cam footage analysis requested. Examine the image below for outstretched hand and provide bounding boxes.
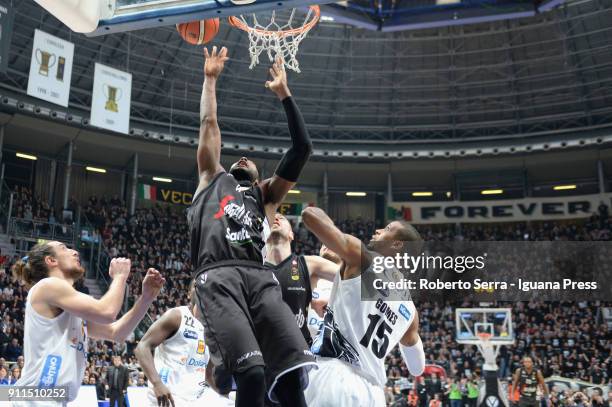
[142,268,166,302]
[204,46,229,79]
[265,56,291,99]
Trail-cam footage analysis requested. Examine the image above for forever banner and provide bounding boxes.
[389,193,612,224]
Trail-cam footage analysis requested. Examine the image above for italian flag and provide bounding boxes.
[138,184,157,201]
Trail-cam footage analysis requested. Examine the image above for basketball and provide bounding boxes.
[177,19,220,45]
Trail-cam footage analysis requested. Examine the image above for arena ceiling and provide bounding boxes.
[1,0,612,150]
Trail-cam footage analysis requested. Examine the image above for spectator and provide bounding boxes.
[106,356,129,407]
[447,378,463,407]
[0,366,8,385]
[408,389,419,407]
[90,375,107,401]
[467,379,479,407]
[3,338,22,361]
[8,365,20,384]
[429,394,442,407]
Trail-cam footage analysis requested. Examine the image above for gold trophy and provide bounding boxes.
[103,84,122,113]
[35,49,56,77]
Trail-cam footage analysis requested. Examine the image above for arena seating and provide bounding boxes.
[0,188,609,406]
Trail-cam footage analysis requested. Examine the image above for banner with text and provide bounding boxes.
[389,193,612,224]
[0,0,15,73]
[139,184,193,206]
[26,29,74,107]
[91,63,132,134]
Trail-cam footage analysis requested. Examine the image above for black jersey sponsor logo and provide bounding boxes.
[214,194,254,228]
[311,307,360,367]
[291,260,300,281]
[225,227,253,245]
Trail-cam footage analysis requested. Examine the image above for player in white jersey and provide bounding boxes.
[300,208,426,407]
[306,245,341,340]
[135,282,234,407]
[10,241,165,407]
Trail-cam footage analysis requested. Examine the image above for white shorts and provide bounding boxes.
[304,358,385,407]
[147,387,234,407]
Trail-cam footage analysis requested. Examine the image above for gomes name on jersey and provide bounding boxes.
[375,298,398,326]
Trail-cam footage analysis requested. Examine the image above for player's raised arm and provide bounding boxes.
[301,207,362,268]
[304,255,339,287]
[89,268,165,342]
[196,46,228,195]
[260,57,313,209]
[37,257,132,324]
[134,307,181,407]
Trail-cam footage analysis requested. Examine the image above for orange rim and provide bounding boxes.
[477,333,492,341]
[228,5,320,37]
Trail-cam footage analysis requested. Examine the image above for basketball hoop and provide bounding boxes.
[476,332,499,371]
[228,5,320,72]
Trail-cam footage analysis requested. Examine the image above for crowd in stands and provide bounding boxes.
[0,186,610,406]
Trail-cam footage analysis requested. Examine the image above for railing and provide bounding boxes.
[8,218,76,243]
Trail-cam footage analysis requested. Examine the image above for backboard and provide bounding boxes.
[455,308,514,345]
[34,0,334,36]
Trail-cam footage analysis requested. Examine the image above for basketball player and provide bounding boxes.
[264,213,339,345]
[300,207,426,406]
[510,357,549,407]
[10,241,164,406]
[135,282,233,407]
[189,47,315,407]
[307,244,341,339]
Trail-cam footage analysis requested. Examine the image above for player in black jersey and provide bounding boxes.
[189,46,314,407]
[264,213,339,345]
[510,357,549,407]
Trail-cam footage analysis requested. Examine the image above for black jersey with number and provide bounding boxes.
[518,368,539,400]
[265,254,313,344]
[188,171,268,273]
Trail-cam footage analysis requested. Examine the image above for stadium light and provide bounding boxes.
[288,189,301,194]
[553,184,576,191]
[86,166,106,174]
[346,192,367,197]
[153,177,172,183]
[481,189,503,195]
[16,152,37,160]
[412,192,433,197]
[446,191,452,198]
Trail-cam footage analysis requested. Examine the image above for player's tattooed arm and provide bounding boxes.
[196,46,228,195]
[304,255,339,288]
[302,207,363,277]
[134,307,182,407]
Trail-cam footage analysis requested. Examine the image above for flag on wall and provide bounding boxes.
[138,184,157,201]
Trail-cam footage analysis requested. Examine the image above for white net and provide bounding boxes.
[229,6,320,73]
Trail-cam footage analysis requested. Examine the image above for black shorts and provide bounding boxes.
[194,262,316,399]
